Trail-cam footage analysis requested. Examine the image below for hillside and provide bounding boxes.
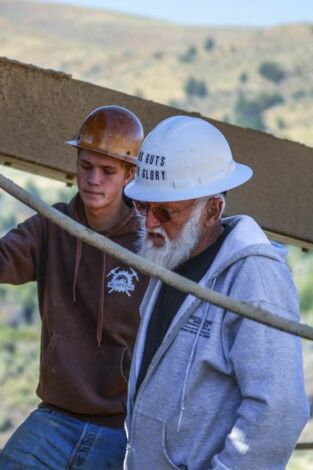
[0,2,313,468]
[0,0,313,146]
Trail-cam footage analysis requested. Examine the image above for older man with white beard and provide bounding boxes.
[136,195,225,270]
[123,115,309,470]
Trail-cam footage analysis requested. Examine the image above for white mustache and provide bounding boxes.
[138,201,206,269]
[147,228,167,238]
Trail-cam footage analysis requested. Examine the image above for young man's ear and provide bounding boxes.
[123,164,135,185]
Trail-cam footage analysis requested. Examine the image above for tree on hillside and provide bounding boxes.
[258,61,287,84]
[153,50,164,60]
[239,72,248,84]
[17,283,39,324]
[204,37,215,52]
[276,117,286,129]
[185,77,208,97]
[0,214,17,235]
[234,94,266,131]
[233,92,284,131]
[179,45,197,63]
[292,89,306,101]
[25,180,41,198]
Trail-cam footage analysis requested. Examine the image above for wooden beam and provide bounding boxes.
[1,57,313,248]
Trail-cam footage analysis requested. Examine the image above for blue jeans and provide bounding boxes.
[0,406,126,469]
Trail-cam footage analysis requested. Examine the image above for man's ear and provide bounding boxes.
[204,198,222,227]
[123,165,135,186]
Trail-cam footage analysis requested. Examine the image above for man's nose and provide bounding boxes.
[88,168,102,185]
[145,208,161,229]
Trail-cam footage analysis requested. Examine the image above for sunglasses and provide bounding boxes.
[133,200,198,223]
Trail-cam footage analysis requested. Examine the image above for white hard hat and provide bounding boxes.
[124,115,253,202]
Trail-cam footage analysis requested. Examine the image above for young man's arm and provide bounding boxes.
[0,213,45,284]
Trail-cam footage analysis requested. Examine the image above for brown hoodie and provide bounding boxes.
[0,193,149,427]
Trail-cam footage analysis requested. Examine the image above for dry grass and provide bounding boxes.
[0,1,312,144]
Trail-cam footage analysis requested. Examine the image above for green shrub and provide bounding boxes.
[292,89,306,101]
[259,93,285,108]
[153,50,164,60]
[0,213,17,235]
[233,92,284,131]
[167,99,179,108]
[25,180,41,198]
[258,61,287,84]
[204,37,215,52]
[179,46,197,63]
[0,414,12,432]
[56,186,76,204]
[239,72,248,84]
[185,77,208,97]
[276,117,286,129]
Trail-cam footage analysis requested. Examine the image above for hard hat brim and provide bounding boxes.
[124,163,253,202]
[66,139,137,165]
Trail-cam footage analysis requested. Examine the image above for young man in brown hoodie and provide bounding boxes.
[0,105,149,469]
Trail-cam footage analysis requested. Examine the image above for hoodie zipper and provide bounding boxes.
[127,292,205,452]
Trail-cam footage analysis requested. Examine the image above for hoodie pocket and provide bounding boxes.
[37,332,129,415]
[128,411,182,470]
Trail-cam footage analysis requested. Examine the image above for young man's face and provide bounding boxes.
[77,149,132,213]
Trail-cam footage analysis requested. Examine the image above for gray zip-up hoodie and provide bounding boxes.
[124,215,309,470]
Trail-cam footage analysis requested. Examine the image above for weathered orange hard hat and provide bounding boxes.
[67,105,144,164]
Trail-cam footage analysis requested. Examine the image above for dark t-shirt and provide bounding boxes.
[136,225,230,394]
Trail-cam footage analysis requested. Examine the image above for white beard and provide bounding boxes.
[137,201,205,270]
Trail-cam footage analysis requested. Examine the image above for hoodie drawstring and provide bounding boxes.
[72,239,106,347]
[72,239,82,303]
[96,251,106,348]
[177,280,216,432]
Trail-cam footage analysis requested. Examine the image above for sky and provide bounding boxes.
[38,0,313,26]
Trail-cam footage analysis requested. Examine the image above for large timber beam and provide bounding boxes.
[0,57,313,249]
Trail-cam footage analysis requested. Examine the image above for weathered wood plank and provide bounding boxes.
[0,57,313,248]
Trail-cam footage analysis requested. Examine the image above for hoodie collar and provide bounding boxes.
[203,215,287,283]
